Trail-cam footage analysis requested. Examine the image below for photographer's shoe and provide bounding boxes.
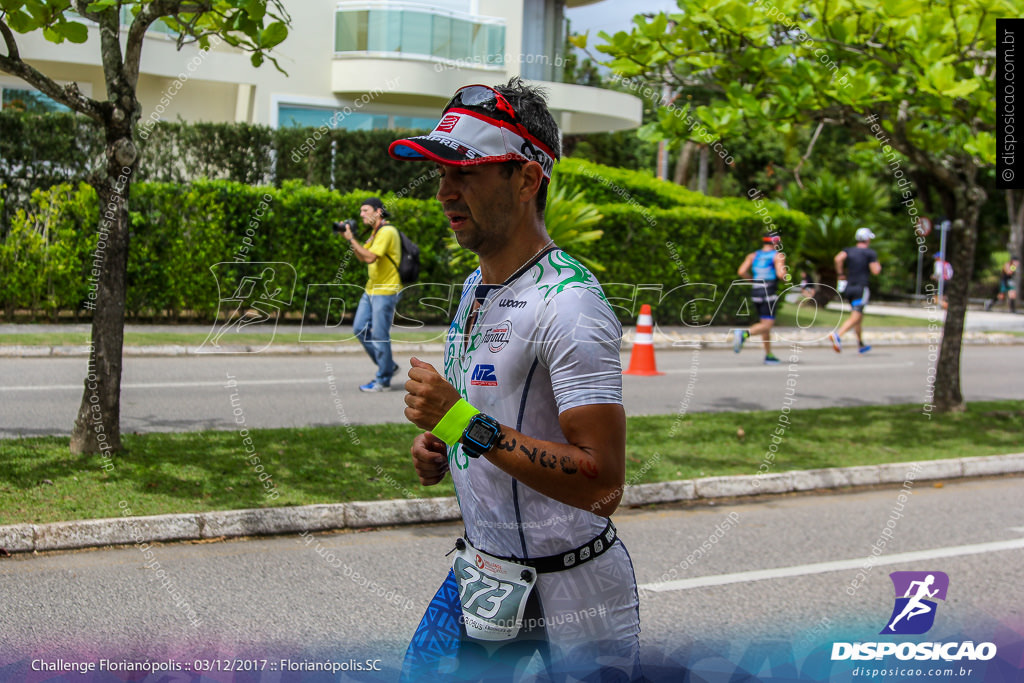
[359,380,387,393]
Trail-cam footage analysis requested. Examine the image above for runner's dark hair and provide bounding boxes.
[494,77,561,215]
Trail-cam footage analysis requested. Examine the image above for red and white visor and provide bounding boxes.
[389,107,556,179]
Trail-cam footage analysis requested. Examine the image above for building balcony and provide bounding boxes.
[330,1,641,134]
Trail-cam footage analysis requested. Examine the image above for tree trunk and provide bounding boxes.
[69,130,135,455]
[674,141,694,186]
[811,263,839,308]
[697,145,709,195]
[711,152,725,197]
[932,179,985,413]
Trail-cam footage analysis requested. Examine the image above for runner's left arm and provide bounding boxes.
[403,360,626,516]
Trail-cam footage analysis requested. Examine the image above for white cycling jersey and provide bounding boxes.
[443,247,641,673]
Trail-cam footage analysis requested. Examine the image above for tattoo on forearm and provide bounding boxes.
[579,460,599,479]
[512,439,593,477]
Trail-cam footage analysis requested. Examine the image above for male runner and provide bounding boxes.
[734,234,787,364]
[390,79,641,681]
[831,227,881,353]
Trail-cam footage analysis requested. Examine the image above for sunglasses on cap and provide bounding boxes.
[388,84,557,179]
[444,85,521,125]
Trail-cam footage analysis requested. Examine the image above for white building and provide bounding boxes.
[1,0,641,135]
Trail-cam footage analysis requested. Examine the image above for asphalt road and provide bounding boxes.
[1,477,1021,681]
[1,345,1021,438]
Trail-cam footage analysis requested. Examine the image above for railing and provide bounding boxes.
[335,1,505,68]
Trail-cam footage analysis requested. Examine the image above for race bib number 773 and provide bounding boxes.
[452,541,536,641]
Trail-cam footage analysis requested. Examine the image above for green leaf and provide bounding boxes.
[242,0,266,22]
[568,33,588,50]
[6,9,37,32]
[85,0,118,10]
[250,52,264,68]
[59,20,89,44]
[259,21,288,49]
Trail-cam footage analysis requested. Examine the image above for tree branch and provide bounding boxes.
[92,6,127,109]
[814,36,903,72]
[0,20,103,121]
[793,120,825,190]
[124,0,186,88]
[0,16,20,61]
[71,0,102,24]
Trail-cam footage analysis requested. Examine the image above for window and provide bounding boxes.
[392,116,436,130]
[0,87,72,114]
[278,105,389,131]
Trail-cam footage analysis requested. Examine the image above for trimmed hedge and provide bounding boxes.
[551,158,811,325]
[0,180,461,322]
[0,112,440,231]
[586,203,810,326]
[1,158,810,325]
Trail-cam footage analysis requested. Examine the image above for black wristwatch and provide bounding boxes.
[461,413,501,458]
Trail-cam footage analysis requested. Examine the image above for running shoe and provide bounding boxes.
[829,332,842,353]
[858,344,872,354]
[764,353,781,365]
[733,329,748,353]
[359,380,387,392]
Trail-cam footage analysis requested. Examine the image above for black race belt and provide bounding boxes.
[464,519,617,574]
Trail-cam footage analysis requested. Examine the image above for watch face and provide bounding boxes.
[466,420,495,444]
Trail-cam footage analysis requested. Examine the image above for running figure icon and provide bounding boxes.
[200,261,297,353]
[888,574,938,631]
[881,571,949,635]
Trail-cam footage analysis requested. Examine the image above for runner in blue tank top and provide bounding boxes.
[734,234,788,364]
[389,78,641,681]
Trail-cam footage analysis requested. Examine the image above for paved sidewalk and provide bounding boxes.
[2,453,1021,555]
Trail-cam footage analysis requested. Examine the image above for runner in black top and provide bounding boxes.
[831,227,881,353]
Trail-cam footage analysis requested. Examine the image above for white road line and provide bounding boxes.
[2,361,916,390]
[640,537,1024,593]
[1,378,328,392]
[659,362,915,375]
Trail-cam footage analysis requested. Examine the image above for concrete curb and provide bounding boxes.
[3,454,1021,555]
[2,329,1022,358]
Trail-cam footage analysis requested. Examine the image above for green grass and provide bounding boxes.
[0,308,931,348]
[1,401,1021,525]
[772,302,931,329]
[0,329,449,347]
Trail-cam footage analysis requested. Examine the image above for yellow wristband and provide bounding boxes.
[432,399,481,446]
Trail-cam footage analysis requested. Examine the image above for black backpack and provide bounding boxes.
[384,226,421,285]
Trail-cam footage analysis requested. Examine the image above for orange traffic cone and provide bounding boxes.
[623,304,664,376]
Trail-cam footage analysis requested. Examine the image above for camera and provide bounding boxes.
[332,218,358,235]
